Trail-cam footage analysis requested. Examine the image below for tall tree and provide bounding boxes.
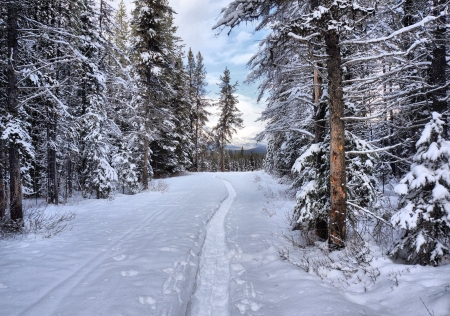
[131,0,175,187]
[5,0,24,222]
[213,68,244,172]
[186,49,211,171]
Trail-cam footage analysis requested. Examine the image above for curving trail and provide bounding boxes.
[189,180,236,316]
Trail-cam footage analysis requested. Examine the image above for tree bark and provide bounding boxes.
[221,136,225,172]
[195,100,199,171]
[325,29,346,249]
[313,64,328,240]
[67,156,73,199]
[142,127,149,190]
[47,139,58,204]
[7,2,23,222]
[0,143,6,219]
[430,0,447,136]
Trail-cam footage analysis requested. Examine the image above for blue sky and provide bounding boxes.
[116,0,267,147]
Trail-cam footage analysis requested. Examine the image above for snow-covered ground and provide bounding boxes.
[0,172,449,315]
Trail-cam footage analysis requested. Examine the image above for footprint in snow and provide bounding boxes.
[159,247,175,252]
[121,270,138,277]
[113,254,127,261]
[139,296,156,309]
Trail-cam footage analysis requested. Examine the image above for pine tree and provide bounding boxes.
[113,0,130,65]
[131,0,175,187]
[186,49,211,171]
[214,68,244,172]
[3,0,30,222]
[391,112,450,266]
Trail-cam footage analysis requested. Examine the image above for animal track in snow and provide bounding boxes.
[121,270,138,277]
[139,296,156,309]
[113,255,127,261]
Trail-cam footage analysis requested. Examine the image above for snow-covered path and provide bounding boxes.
[0,173,229,316]
[1,172,449,316]
[189,179,235,316]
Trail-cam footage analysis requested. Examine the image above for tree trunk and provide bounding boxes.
[325,29,346,249]
[221,143,225,172]
[313,64,328,240]
[0,143,6,219]
[195,100,200,171]
[7,2,23,222]
[142,130,149,190]
[66,156,73,200]
[430,0,447,136]
[47,113,58,204]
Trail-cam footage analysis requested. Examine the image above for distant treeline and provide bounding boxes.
[196,148,265,172]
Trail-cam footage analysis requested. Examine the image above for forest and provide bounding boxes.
[1,0,449,269]
[214,0,449,266]
[0,0,248,225]
[0,0,450,314]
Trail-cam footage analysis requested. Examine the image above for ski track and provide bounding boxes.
[189,180,236,316]
[18,181,201,316]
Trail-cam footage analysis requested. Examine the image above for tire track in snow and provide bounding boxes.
[189,179,236,316]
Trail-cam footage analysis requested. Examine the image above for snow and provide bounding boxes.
[1,172,450,315]
[292,143,320,172]
[190,179,235,316]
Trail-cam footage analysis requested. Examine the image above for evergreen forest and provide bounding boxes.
[0,0,248,224]
[1,0,450,267]
[215,0,449,265]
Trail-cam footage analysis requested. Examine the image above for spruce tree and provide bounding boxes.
[131,0,175,187]
[186,49,211,171]
[214,68,244,172]
[391,112,450,266]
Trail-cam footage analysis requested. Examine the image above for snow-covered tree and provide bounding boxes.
[292,132,378,240]
[391,112,450,266]
[186,49,211,171]
[213,68,244,172]
[131,0,175,186]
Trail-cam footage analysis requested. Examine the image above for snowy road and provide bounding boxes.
[1,172,449,316]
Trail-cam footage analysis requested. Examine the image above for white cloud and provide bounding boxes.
[206,94,265,144]
[205,73,221,86]
[229,53,254,65]
[117,0,267,142]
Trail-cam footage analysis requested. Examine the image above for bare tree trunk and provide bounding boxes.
[0,143,6,219]
[67,157,73,198]
[325,29,346,249]
[7,2,23,222]
[430,0,447,136]
[221,143,225,172]
[195,100,200,172]
[47,143,58,204]
[309,0,328,240]
[142,128,149,190]
[313,64,328,240]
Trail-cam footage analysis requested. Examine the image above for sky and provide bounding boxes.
[114,0,267,147]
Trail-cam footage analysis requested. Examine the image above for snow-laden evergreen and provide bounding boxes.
[214,68,244,172]
[391,112,450,266]
[0,0,219,222]
[292,132,378,238]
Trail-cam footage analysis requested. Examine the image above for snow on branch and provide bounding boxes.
[342,39,428,66]
[290,128,315,138]
[341,15,439,45]
[287,32,320,42]
[346,141,407,155]
[341,111,386,121]
[347,201,394,227]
